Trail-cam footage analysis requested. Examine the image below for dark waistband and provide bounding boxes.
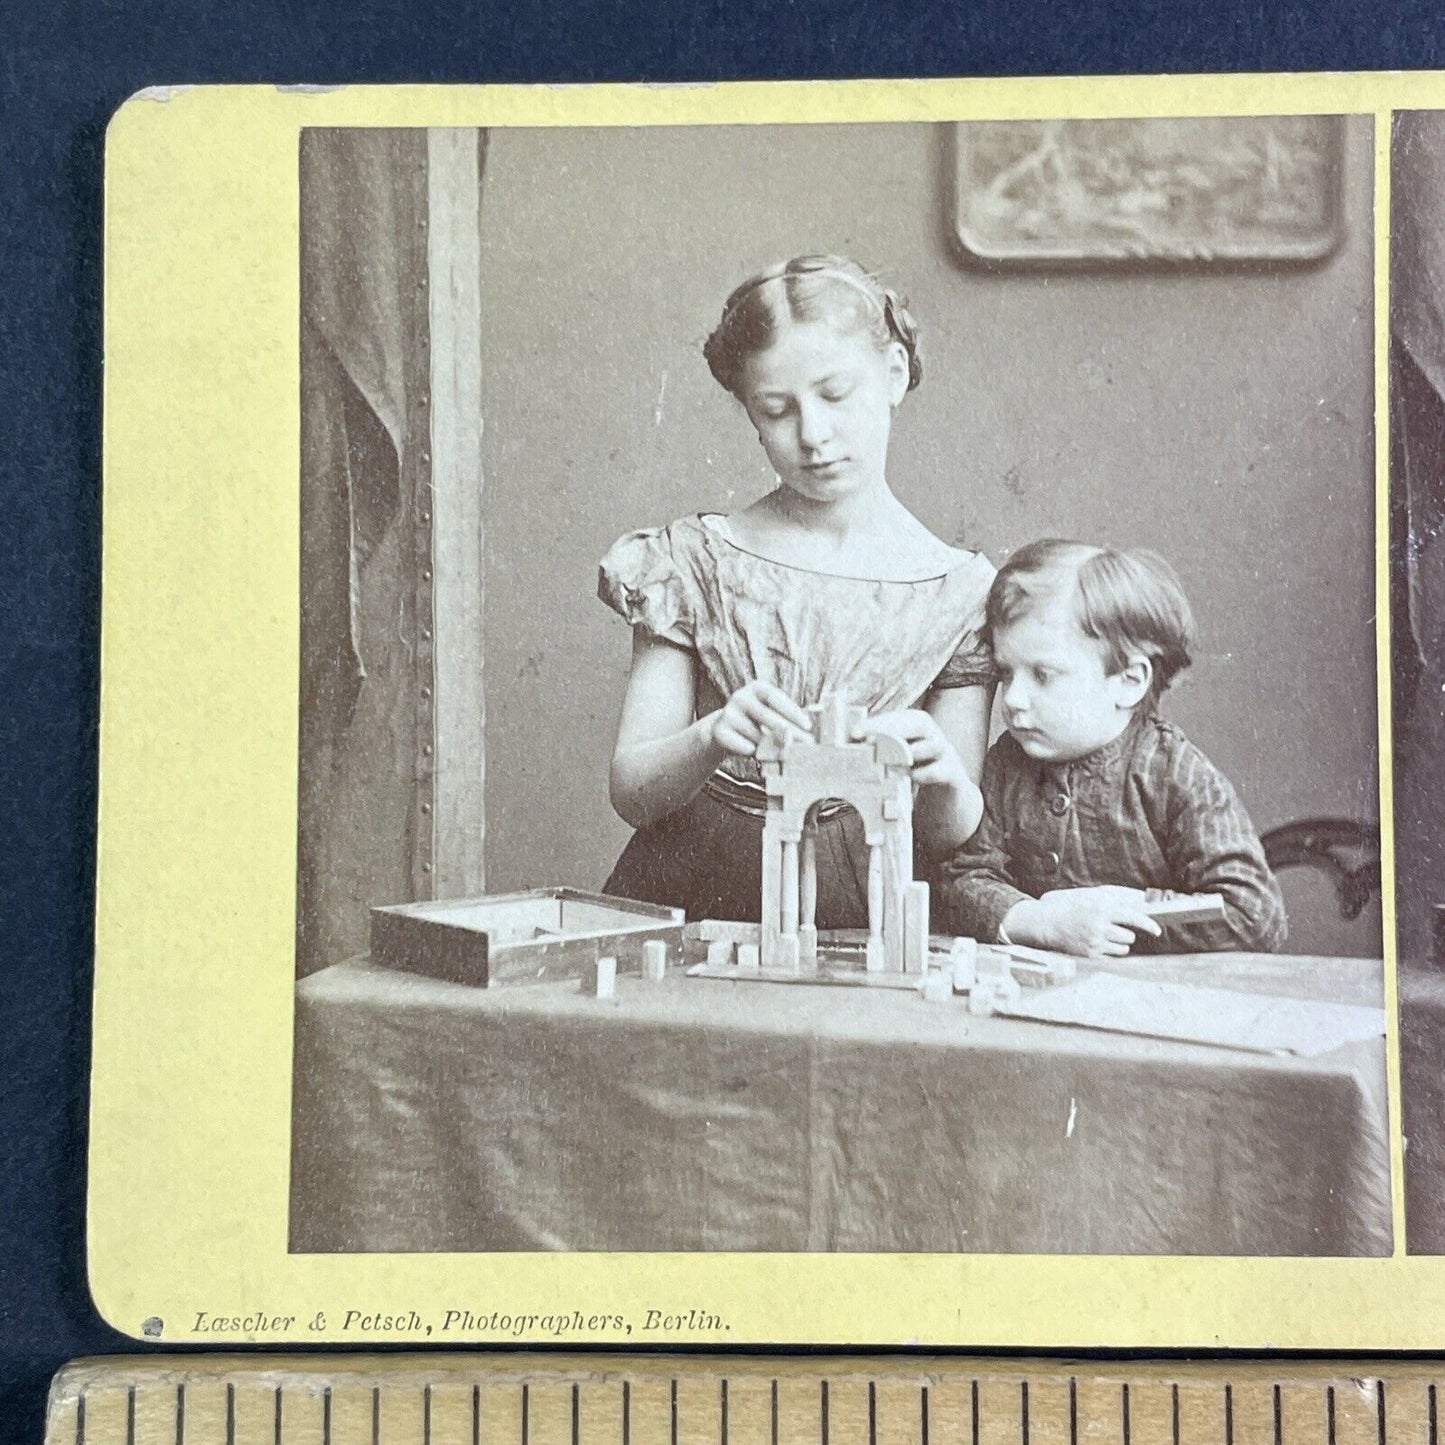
[704,768,853,823]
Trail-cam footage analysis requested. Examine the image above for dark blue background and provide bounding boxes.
[5,5,1444,1442]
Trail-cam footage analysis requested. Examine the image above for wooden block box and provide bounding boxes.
[370,888,684,988]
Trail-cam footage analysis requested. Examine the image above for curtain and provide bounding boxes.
[1390,112,1445,962]
[296,129,429,977]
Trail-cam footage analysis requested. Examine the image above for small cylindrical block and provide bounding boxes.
[922,970,952,1003]
[643,939,667,981]
[737,943,761,972]
[595,955,617,1000]
[967,979,997,1016]
[706,938,734,967]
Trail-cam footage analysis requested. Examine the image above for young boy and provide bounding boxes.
[940,539,1287,957]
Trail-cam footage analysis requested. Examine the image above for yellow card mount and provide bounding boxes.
[43,1355,1438,1445]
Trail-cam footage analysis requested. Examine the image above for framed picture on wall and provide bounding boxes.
[951,115,1345,265]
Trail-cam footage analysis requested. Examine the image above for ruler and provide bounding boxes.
[42,1356,1443,1445]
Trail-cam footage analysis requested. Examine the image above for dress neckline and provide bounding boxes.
[694,512,975,585]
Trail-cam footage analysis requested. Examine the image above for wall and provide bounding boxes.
[478,118,1379,956]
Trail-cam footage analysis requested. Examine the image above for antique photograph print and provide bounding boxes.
[289,116,1389,1257]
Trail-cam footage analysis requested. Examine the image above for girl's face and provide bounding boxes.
[738,319,909,505]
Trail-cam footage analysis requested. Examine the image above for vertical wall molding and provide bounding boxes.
[423,128,487,897]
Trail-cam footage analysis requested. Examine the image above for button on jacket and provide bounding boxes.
[938,710,1289,953]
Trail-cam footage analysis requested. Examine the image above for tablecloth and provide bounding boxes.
[289,953,1390,1255]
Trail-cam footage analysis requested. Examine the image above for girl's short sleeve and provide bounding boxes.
[597,527,697,649]
[931,552,998,690]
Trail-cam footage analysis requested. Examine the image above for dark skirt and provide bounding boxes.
[604,787,878,927]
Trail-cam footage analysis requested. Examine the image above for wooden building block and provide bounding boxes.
[950,937,978,992]
[903,881,929,975]
[736,943,760,972]
[595,956,617,1000]
[706,938,734,967]
[685,919,762,945]
[642,939,667,981]
[922,969,952,1003]
[1143,893,1228,925]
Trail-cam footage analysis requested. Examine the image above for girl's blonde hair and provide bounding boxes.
[987,539,1196,707]
[703,254,923,399]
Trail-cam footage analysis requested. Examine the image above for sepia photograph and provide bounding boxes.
[286,115,1389,1258]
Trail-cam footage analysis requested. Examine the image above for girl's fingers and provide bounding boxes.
[755,684,812,729]
[1105,925,1137,947]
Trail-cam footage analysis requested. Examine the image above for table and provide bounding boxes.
[1401,968,1445,1251]
[289,953,1391,1256]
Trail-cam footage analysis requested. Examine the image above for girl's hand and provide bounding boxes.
[708,681,813,758]
[856,709,967,790]
[1002,887,1163,958]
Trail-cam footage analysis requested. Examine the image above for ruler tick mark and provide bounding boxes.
[1225,1385,1234,1445]
[1327,1386,1336,1445]
[177,1383,186,1445]
[373,1386,381,1445]
[1022,1381,1030,1445]
[1069,1380,1078,1445]
[425,1384,433,1445]
[323,1387,332,1445]
[869,1380,877,1445]
[226,1383,235,1445]
[274,1386,282,1445]
[474,1384,481,1445]
[1378,1380,1388,1445]
[572,1383,580,1445]
[76,1393,85,1445]
[973,1380,981,1445]
[771,1380,779,1445]
[672,1379,679,1445]
[1430,1384,1438,1445]
[822,1379,831,1445]
[722,1379,730,1445]
[127,1385,136,1445]
[524,1383,532,1445]
[1123,1384,1131,1445]
[922,1384,930,1445]
[1171,1384,1180,1445]
[1273,1385,1282,1445]
[623,1381,631,1445]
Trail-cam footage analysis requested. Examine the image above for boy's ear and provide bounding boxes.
[885,342,910,406]
[1114,654,1153,710]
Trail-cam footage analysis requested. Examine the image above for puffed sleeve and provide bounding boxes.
[931,551,998,690]
[597,526,696,649]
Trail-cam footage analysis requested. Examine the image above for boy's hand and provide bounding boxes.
[1001,887,1164,958]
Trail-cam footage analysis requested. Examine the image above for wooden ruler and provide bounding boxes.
[42,1356,1445,1445]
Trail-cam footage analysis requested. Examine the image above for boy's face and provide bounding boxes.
[993,596,1141,763]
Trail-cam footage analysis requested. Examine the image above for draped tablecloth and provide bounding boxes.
[289,953,1390,1256]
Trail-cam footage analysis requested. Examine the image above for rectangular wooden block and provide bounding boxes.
[1143,893,1228,924]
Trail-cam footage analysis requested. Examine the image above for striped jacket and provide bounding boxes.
[938,711,1288,953]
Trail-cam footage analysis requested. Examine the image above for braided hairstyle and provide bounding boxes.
[702,255,922,400]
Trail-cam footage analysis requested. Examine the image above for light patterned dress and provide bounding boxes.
[598,513,996,924]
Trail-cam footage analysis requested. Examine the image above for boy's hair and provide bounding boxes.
[703,254,922,399]
[987,539,1196,707]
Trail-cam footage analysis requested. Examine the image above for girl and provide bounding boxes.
[598,255,996,925]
